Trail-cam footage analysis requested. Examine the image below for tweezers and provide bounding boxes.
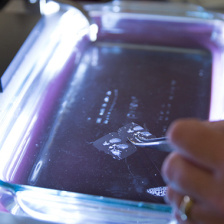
[128,136,173,152]
[128,137,166,146]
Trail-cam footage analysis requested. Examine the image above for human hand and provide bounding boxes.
[162,119,224,224]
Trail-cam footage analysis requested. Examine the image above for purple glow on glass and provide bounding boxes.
[0,12,221,206]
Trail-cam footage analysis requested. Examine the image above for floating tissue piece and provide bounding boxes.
[147,186,167,197]
[93,122,154,160]
[118,122,155,143]
[93,132,137,160]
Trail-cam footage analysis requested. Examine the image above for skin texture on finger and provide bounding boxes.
[202,120,224,132]
[167,187,224,224]
[166,119,224,171]
[163,119,224,223]
[174,201,224,224]
[162,153,215,205]
[165,186,180,208]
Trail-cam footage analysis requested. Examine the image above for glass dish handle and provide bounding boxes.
[0,180,172,223]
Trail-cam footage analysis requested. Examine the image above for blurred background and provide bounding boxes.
[1,0,224,13]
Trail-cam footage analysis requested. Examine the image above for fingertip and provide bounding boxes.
[166,118,223,169]
[166,118,201,146]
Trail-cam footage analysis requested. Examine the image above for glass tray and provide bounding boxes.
[0,1,224,223]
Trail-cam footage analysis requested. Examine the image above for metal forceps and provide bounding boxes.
[128,133,173,152]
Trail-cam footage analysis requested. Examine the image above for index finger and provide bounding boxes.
[166,119,224,170]
[202,120,224,132]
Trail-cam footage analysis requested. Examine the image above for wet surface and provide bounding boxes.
[93,122,153,160]
[5,42,212,204]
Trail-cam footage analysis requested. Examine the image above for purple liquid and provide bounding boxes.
[2,15,220,204]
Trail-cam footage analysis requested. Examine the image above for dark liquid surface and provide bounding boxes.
[13,42,212,203]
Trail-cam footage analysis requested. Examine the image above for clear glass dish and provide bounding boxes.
[0,1,224,223]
